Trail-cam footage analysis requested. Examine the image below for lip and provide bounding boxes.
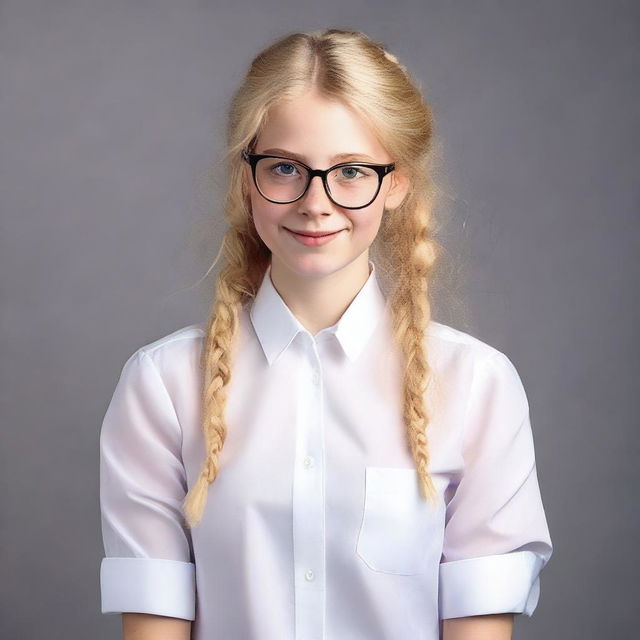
[285,227,345,247]
[285,228,344,237]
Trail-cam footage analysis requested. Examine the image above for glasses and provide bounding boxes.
[242,150,395,210]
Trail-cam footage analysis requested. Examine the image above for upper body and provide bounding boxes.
[100,28,553,640]
[99,260,553,640]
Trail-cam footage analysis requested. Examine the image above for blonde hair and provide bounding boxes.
[183,28,446,528]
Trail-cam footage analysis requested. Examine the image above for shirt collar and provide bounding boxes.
[249,260,387,365]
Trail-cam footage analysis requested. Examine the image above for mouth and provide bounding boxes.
[284,226,346,247]
[284,227,346,237]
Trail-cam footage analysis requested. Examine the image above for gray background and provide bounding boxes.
[1,1,637,638]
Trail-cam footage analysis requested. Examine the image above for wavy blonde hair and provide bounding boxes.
[183,27,446,528]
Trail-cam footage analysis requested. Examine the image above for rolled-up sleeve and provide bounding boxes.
[439,350,553,620]
[99,348,196,620]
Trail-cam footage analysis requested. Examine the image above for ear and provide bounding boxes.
[383,170,410,210]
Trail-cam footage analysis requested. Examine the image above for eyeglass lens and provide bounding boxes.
[254,157,380,208]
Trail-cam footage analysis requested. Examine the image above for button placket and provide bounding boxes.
[292,335,326,639]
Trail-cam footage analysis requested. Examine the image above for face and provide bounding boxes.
[244,90,409,281]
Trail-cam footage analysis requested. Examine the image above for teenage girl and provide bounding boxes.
[99,28,553,640]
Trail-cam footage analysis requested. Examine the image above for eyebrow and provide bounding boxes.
[260,148,379,164]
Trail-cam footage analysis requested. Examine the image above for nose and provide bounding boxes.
[299,174,334,212]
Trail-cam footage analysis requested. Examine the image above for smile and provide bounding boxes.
[285,227,345,246]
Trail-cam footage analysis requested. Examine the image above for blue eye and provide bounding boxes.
[335,166,372,181]
[341,167,360,179]
[273,162,298,176]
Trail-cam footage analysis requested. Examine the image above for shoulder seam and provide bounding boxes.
[138,349,185,454]
[140,325,204,357]
[459,348,508,450]
[427,322,504,356]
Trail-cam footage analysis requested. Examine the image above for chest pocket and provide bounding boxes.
[356,466,445,576]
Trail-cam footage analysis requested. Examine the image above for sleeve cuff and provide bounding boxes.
[100,557,196,620]
[439,550,545,619]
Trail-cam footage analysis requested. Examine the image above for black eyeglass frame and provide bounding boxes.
[242,150,396,210]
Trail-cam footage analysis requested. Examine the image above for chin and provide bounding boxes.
[283,256,355,278]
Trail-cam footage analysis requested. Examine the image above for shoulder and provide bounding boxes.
[124,322,206,389]
[427,320,528,406]
[425,322,530,431]
[426,320,524,395]
[427,320,511,367]
[138,322,205,356]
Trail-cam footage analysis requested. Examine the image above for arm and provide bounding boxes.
[122,613,191,640]
[99,350,196,623]
[438,351,553,622]
[443,613,514,640]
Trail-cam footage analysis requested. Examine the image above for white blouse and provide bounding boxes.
[99,260,553,640]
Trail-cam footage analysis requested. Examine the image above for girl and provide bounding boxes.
[99,28,553,640]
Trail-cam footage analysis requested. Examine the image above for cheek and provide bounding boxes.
[352,208,384,242]
[250,195,286,242]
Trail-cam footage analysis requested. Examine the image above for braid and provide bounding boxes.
[385,191,441,506]
[182,264,243,528]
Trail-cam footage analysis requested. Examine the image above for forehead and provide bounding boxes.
[255,92,391,164]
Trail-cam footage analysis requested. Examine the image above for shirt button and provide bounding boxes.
[303,455,314,468]
[312,371,320,385]
[305,569,315,581]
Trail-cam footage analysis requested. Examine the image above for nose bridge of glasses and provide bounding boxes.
[307,169,337,202]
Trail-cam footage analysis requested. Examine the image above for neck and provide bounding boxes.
[269,254,372,336]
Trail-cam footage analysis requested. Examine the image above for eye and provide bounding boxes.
[272,162,299,177]
[334,165,374,181]
[340,167,362,179]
